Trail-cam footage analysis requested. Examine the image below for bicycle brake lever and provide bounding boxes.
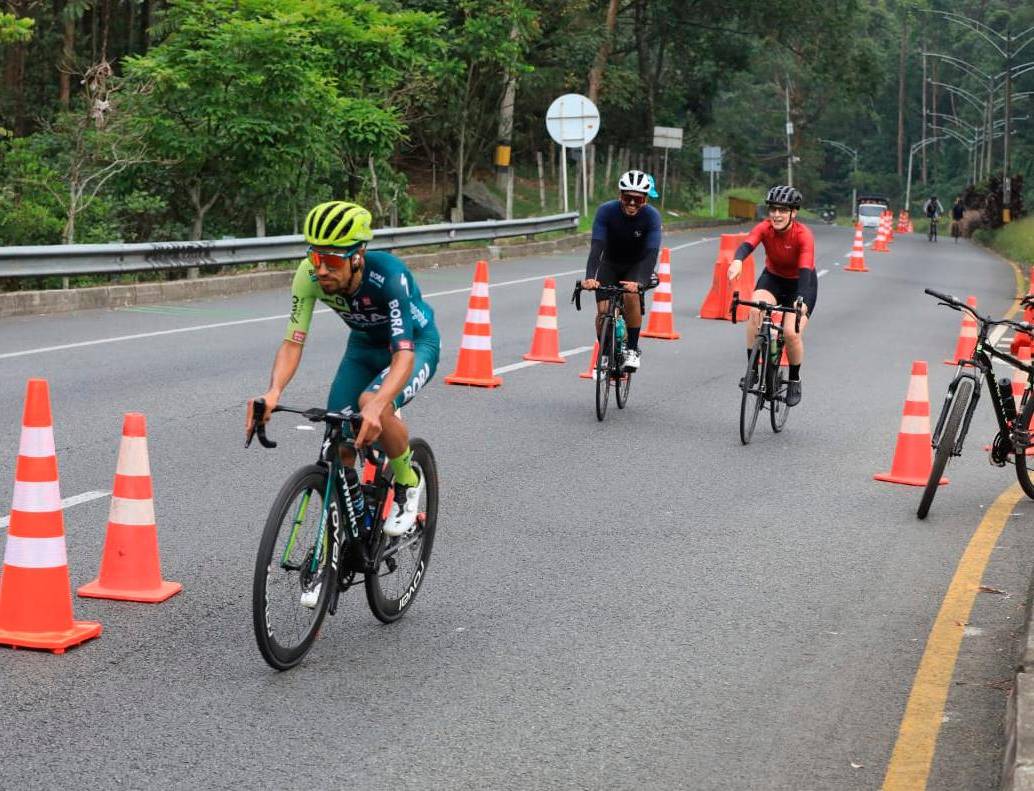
[246,398,278,449]
[572,283,582,311]
[730,290,739,324]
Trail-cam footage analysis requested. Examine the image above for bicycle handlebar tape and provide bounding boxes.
[1011,269,1034,355]
[944,296,979,366]
[523,277,566,364]
[445,260,502,387]
[642,248,680,340]
[874,361,948,487]
[0,379,102,653]
[78,413,182,603]
[700,235,755,321]
[844,225,869,273]
[579,340,600,379]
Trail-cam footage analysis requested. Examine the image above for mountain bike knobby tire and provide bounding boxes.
[918,380,972,519]
[770,363,790,433]
[253,465,335,670]
[1014,396,1034,499]
[740,340,765,445]
[365,439,439,623]
[595,316,613,421]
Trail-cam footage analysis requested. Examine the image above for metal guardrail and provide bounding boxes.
[0,213,580,278]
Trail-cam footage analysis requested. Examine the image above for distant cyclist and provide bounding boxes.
[726,186,816,407]
[924,195,944,242]
[246,201,440,539]
[581,169,662,372]
[951,196,965,243]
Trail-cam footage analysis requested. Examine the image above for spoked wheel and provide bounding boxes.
[366,439,439,623]
[253,465,335,670]
[595,317,613,421]
[918,380,972,519]
[1013,396,1034,499]
[615,341,632,409]
[770,363,790,433]
[739,341,765,445]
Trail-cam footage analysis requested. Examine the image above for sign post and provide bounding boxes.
[652,126,684,210]
[546,94,600,216]
[702,146,722,216]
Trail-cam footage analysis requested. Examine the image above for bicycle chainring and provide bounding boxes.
[989,431,1011,467]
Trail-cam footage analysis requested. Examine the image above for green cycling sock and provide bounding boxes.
[389,447,419,487]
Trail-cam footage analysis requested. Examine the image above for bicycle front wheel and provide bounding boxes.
[366,438,439,623]
[740,340,765,445]
[595,316,613,421]
[1014,396,1034,499]
[253,465,335,670]
[918,379,972,519]
[770,362,790,432]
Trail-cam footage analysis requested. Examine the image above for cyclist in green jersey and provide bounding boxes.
[246,201,440,538]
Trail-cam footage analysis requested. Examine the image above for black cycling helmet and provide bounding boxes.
[765,185,802,209]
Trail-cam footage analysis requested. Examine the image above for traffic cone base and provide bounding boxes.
[77,413,181,603]
[444,372,502,387]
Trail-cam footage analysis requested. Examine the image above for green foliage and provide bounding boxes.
[975,215,1034,266]
[0,11,33,45]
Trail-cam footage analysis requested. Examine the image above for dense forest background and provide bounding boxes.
[0,0,1030,246]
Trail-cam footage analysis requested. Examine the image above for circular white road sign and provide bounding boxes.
[545,94,600,147]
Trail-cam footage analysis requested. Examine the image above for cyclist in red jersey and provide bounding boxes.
[726,185,816,406]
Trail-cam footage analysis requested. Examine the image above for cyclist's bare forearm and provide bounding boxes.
[266,339,304,399]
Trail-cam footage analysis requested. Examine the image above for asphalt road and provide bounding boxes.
[1,224,1031,790]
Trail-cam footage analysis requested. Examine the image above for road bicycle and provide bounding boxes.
[572,277,657,421]
[247,400,438,669]
[927,216,939,242]
[731,291,804,445]
[918,290,1034,519]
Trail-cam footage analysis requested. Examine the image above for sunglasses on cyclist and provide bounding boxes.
[767,205,793,214]
[620,192,647,206]
[307,246,361,271]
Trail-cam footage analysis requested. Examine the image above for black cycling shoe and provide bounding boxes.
[786,379,802,406]
[739,369,759,391]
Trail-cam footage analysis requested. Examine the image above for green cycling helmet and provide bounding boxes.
[304,201,374,248]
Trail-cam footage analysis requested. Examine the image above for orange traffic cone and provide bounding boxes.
[579,341,600,379]
[1011,269,1034,354]
[445,260,502,387]
[884,212,895,242]
[874,361,947,487]
[873,221,888,252]
[642,247,680,339]
[0,379,102,653]
[945,296,978,365]
[78,413,181,603]
[523,277,565,363]
[700,235,756,320]
[845,225,869,272]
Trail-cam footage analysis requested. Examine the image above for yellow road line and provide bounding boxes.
[883,251,1028,790]
[882,485,1023,789]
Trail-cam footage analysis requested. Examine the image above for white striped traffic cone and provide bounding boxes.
[642,247,680,339]
[845,225,868,272]
[944,296,978,366]
[523,277,565,363]
[579,340,600,379]
[78,413,181,603]
[445,259,502,387]
[0,379,102,652]
[874,361,947,487]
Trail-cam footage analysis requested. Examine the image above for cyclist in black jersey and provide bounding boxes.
[582,169,662,372]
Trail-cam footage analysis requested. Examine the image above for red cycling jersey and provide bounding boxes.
[743,219,815,279]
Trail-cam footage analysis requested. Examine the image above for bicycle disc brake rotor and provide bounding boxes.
[990,431,1011,467]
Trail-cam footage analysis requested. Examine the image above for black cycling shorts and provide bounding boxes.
[755,269,816,317]
[593,258,639,303]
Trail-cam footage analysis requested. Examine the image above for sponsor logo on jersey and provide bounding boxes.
[290,295,302,325]
[388,298,404,337]
[291,330,306,343]
[369,270,385,287]
[396,339,415,352]
[401,362,431,402]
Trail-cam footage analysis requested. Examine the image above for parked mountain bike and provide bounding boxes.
[247,400,438,669]
[731,291,804,445]
[918,290,1034,519]
[572,276,658,421]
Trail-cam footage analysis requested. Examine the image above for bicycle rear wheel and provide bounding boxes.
[366,439,439,623]
[595,316,613,421]
[615,336,632,409]
[770,362,790,432]
[253,465,335,670]
[740,340,765,445]
[918,379,973,519]
[1013,396,1034,499]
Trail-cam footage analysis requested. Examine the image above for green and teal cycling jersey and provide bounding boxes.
[285,251,437,353]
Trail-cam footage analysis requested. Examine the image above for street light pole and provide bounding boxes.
[818,138,859,219]
[906,136,944,211]
[784,77,794,187]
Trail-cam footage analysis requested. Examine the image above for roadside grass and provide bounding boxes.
[973,215,1034,267]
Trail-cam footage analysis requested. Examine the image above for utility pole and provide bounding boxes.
[784,77,794,187]
[921,48,928,183]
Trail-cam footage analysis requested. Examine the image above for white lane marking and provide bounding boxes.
[669,237,715,251]
[818,269,829,278]
[0,489,110,529]
[493,345,594,375]
[1,234,715,360]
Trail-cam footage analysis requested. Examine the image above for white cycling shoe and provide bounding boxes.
[382,471,424,538]
[622,349,641,371]
[300,583,321,609]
